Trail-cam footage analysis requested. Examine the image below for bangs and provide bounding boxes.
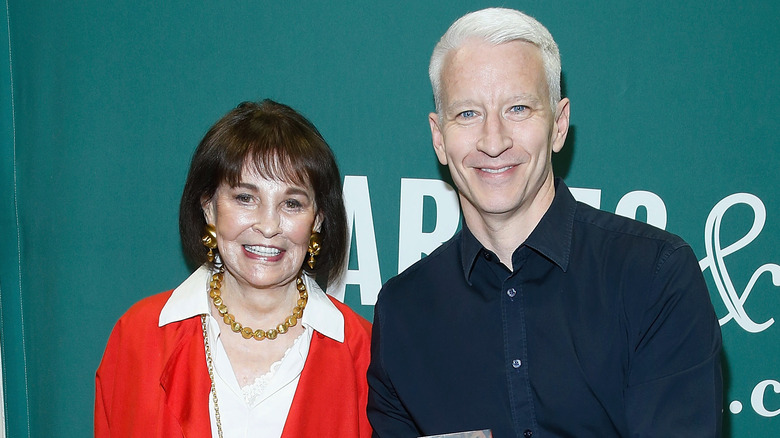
[217,114,316,189]
[234,152,310,188]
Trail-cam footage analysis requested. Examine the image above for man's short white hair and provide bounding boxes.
[429,8,562,113]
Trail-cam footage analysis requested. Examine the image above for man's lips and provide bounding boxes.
[479,165,515,174]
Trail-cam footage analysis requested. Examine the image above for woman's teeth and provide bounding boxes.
[244,245,281,256]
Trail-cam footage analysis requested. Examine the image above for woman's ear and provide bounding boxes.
[313,211,324,233]
[201,195,216,225]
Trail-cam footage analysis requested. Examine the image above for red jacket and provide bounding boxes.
[95,290,372,437]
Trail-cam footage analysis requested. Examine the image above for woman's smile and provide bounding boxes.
[243,244,282,257]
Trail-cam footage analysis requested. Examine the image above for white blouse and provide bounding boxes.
[159,266,345,438]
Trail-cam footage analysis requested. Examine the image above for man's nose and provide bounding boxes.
[477,112,512,157]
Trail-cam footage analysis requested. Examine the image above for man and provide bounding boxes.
[367,8,722,438]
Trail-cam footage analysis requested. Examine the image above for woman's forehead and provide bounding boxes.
[234,159,312,190]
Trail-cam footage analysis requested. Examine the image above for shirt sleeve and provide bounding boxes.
[366,294,421,438]
[624,243,723,437]
[95,317,122,437]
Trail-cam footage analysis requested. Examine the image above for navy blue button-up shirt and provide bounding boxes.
[367,179,722,438]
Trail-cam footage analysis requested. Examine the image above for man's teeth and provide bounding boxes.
[244,245,281,256]
[482,166,512,174]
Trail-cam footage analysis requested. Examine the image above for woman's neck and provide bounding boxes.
[218,270,301,329]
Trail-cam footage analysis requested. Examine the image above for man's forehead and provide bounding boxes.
[439,39,547,104]
[446,38,541,65]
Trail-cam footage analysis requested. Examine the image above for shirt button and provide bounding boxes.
[483,251,492,260]
[512,359,522,368]
[506,288,516,298]
[523,430,533,437]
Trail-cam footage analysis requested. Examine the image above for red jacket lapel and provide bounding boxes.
[281,297,372,438]
[159,317,213,437]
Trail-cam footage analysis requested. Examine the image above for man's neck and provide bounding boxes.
[463,180,556,270]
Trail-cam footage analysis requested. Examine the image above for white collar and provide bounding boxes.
[159,265,345,343]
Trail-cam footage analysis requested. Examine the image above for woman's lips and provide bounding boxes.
[243,244,283,260]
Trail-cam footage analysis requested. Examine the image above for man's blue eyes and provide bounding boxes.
[458,106,527,119]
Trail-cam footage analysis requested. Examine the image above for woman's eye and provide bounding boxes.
[236,194,253,203]
[284,199,303,209]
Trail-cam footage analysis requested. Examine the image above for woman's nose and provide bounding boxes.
[252,208,281,237]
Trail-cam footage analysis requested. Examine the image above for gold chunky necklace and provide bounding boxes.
[207,268,308,341]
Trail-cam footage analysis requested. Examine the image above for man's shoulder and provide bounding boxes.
[573,200,687,249]
[378,231,463,303]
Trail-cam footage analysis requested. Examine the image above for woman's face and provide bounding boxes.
[203,165,320,292]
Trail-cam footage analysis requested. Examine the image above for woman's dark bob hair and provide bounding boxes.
[179,99,348,282]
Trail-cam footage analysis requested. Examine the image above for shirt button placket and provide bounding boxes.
[508,289,521,369]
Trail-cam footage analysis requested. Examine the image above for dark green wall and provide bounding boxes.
[2,1,778,436]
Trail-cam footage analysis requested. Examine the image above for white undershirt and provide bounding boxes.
[159,266,345,438]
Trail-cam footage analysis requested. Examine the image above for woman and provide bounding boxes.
[95,100,372,437]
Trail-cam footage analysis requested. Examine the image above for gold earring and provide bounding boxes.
[202,224,218,262]
[307,232,321,269]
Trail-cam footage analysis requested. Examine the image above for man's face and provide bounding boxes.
[429,40,569,225]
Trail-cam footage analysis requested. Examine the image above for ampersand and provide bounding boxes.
[699,193,780,333]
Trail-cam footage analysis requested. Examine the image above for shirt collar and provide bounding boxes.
[459,177,575,280]
[523,178,575,272]
[159,265,345,343]
[460,226,484,284]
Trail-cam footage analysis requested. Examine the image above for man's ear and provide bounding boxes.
[201,195,216,225]
[551,98,571,154]
[429,112,448,165]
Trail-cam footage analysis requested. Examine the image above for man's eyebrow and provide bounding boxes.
[444,99,478,114]
[444,94,543,114]
[509,93,543,104]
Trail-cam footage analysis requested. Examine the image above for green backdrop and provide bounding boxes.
[1,1,778,436]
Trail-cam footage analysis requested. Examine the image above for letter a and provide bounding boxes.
[398,178,460,273]
[328,176,382,305]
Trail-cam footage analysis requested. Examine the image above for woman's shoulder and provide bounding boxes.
[320,296,372,368]
[327,295,372,335]
[103,289,203,360]
[113,290,175,331]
